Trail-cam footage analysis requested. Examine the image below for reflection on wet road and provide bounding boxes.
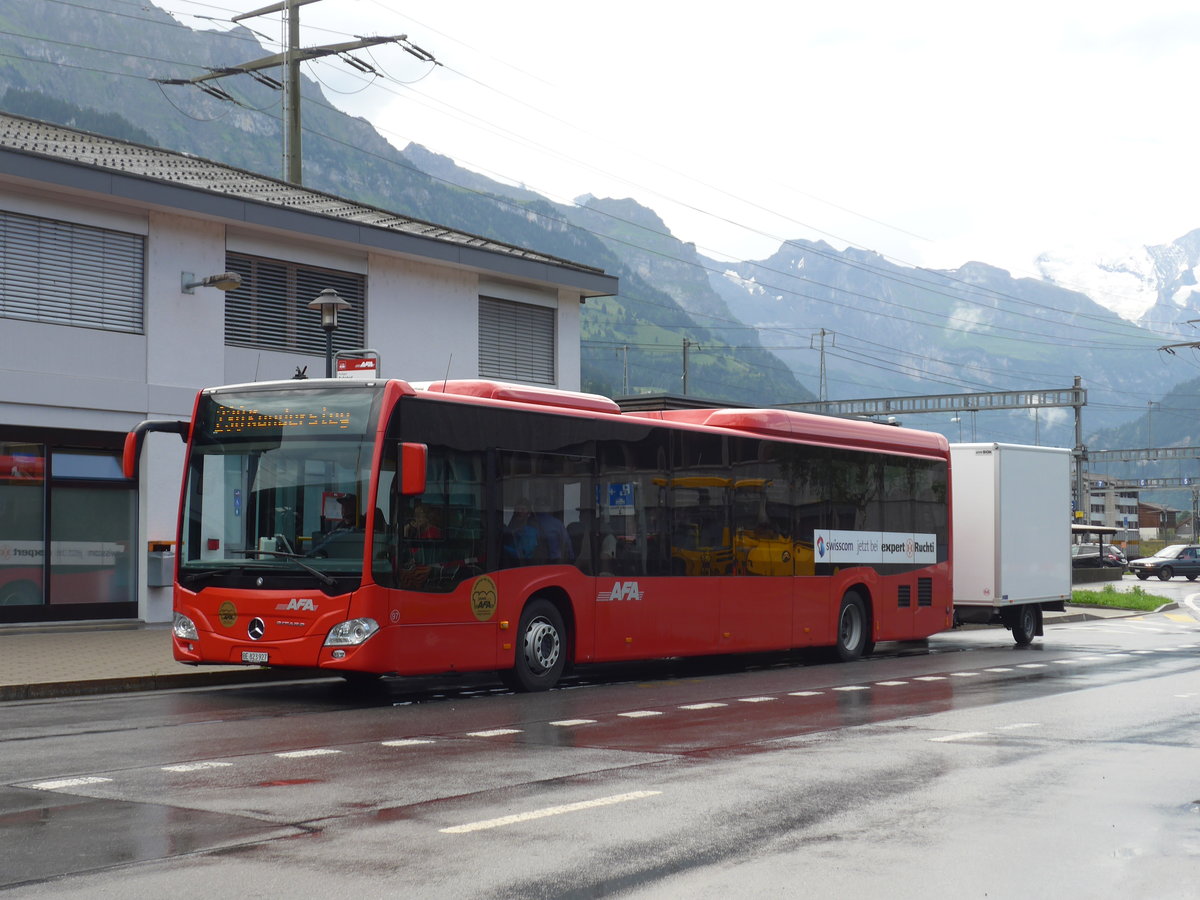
[3,610,1198,895]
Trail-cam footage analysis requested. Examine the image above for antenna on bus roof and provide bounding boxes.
[438,354,453,393]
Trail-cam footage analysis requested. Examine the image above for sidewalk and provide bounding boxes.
[0,604,1152,702]
[0,622,323,702]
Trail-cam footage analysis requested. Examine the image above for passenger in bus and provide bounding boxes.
[503,501,539,564]
[597,521,618,575]
[502,499,572,565]
[535,508,572,562]
[403,503,443,540]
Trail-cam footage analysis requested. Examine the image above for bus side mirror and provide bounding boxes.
[123,420,190,479]
[399,442,427,495]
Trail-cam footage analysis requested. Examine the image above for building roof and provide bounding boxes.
[0,112,617,297]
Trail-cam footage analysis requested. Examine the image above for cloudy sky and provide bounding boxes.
[160,0,1200,277]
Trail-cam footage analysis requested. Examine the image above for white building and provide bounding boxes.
[0,113,617,626]
[1082,474,1139,546]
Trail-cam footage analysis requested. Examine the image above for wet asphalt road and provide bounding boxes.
[2,602,1199,898]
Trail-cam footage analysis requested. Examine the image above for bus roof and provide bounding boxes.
[198,378,948,458]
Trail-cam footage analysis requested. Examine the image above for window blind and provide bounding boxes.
[0,209,144,333]
[478,296,555,384]
[224,252,365,354]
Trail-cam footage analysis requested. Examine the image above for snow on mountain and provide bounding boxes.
[1034,245,1164,323]
[1035,231,1200,329]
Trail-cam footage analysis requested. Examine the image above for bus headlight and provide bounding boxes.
[173,612,198,641]
[324,618,380,646]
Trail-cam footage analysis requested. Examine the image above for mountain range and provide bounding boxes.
[3,0,1200,462]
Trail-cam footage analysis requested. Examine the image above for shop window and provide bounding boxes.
[49,485,135,606]
[0,442,45,607]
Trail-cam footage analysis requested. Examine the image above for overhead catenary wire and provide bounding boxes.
[0,5,1180,422]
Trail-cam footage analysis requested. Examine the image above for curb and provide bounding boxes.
[0,667,329,702]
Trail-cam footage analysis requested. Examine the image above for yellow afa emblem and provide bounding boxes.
[470,575,498,622]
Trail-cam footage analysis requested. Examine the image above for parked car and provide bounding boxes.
[1126,544,1200,581]
[1070,543,1127,569]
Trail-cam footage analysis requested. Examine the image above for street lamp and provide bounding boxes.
[181,271,242,294]
[307,288,350,378]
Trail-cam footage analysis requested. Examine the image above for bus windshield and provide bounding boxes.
[180,385,383,587]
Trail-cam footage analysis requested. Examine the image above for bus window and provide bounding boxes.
[499,450,591,569]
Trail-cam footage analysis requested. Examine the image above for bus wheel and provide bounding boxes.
[835,592,869,662]
[505,599,566,692]
[1009,604,1041,646]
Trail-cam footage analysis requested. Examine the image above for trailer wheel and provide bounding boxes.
[503,598,566,692]
[1010,604,1041,646]
[1158,567,1173,581]
[835,592,869,662]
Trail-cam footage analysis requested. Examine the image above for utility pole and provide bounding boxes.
[810,329,834,403]
[157,0,434,185]
[682,339,700,395]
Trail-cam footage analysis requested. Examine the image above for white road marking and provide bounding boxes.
[929,732,988,743]
[29,776,112,791]
[440,790,662,834]
[914,676,945,681]
[465,729,521,738]
[275,748,341,758]
[383,738,438,746]
[787,691,824,697]
[995,722,1040,730]
[618,711,662,718]
[549,719,596,727]
[875,681,908,686]
[161,761,233,772]
[680,702,727,709]
[738,696,777,703]
[1016,663,1046,669]
[832,685,870,692]
[984,667,1013,672]
[951,671,980,677]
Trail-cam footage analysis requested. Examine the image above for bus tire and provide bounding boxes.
[504,598,566,692]
[835,592,869,662]
[1010,604,1041,646]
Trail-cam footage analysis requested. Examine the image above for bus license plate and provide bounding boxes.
[241,651,269,664]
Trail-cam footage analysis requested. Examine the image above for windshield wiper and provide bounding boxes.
[242,549,337,586]
[180,567,235,584]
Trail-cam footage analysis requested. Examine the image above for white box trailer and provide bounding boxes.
[950,442,1072,644]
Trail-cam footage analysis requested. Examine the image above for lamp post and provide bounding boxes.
[308,288,350,378]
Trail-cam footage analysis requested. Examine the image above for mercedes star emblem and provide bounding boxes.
[248,617,266,641]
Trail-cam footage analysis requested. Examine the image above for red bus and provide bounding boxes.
[126,378,952,691]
